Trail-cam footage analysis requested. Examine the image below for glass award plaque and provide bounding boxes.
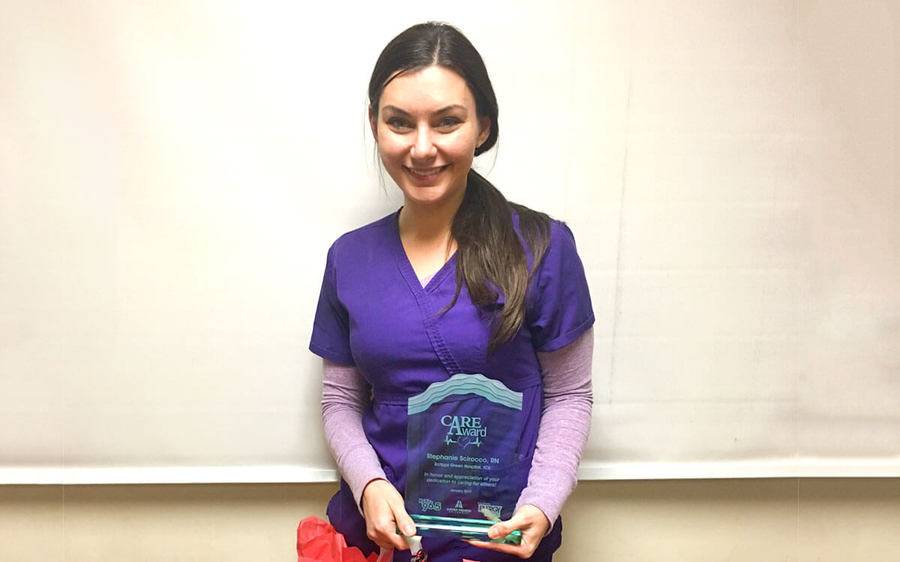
[405,373,525,545]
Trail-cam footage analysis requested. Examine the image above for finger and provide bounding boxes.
[365,528,394,552]
[382,524,410,551]
[487,514,528,539]
[389,502,417,537]
[392,533,410,550]
[369,529,407,551]
[385,516,413,551]
[488,521,512,539]
[367,519,408,551]
[465,539,534,558]
[367,535,395,552]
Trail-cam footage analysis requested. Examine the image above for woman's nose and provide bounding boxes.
[410,125,437,159]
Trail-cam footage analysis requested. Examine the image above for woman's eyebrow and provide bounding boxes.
[382,104,468,116]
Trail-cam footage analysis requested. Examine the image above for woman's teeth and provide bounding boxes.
[409,166,446,177]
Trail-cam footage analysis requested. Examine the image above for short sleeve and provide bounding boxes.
[309,244,355,365]
[526,221,595,352]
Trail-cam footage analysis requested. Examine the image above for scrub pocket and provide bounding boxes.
[405,373,527,533]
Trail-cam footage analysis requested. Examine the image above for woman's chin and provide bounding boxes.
[400,188,453,207]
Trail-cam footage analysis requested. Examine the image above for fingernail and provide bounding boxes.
[403,524,416,536]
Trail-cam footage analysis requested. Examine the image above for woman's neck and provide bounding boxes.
[398,190,465,245]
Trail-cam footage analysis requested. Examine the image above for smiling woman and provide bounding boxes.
[309,21,595,562]
[370,67,490,211]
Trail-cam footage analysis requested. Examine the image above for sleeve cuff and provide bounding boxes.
[309,341,355,366]
[515,492,563,537]
[534,313,595,353]
[348,470,388,517]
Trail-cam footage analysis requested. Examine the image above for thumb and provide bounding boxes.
[392,504,417,537]
[488,519,519,539]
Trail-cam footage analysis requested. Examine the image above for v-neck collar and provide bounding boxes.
[392,207,458,294]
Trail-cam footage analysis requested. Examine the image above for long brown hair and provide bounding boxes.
[369,22,551,351]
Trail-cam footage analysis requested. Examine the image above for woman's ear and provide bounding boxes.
[477,116,491,148]
[368,107,378,141]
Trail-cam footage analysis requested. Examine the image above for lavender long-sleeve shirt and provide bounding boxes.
[320,326,594,531]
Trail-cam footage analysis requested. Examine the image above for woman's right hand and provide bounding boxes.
[361,478,417,551]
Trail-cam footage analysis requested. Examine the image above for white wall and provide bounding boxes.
[2,0,898,485]
[1,0,898,559]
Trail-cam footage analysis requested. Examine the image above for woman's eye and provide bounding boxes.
[385,116,461,131]
[387,118,411,129]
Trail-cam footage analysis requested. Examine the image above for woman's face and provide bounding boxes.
[371,65,490,209]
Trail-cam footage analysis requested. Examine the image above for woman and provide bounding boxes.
[310,22,594,561]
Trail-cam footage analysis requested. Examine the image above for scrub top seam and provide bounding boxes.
[392,210,464,376]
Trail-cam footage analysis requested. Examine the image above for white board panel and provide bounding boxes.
[1,1,897,484]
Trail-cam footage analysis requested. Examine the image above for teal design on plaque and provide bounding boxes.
[407,373,523,415]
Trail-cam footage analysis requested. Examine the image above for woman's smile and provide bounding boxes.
[404,164,451,184]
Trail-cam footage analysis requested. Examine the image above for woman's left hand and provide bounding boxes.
[464,504,551,559]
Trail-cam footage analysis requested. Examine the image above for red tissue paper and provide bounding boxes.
[296,516,381,562]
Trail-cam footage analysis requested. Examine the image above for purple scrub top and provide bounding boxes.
[310,208,594,562]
